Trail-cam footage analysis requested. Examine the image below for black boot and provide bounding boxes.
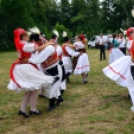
[66,77,70,83]
[56,96,64,106]
[47,98,55,112]
[66,72,71,78]
[66,72,71,83]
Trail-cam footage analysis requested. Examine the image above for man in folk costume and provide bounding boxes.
[62,32,80,82]
[28,28,63,112]
[29,33,49,97]
[7,28,54,117]
[50,30,66,98]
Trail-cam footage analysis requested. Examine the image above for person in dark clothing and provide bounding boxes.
[99,33,106,60]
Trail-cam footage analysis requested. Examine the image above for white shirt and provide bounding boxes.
[29,45,55,64]
[65,46,80,57]
[118,38,126,48]
[99,36,106,45]
[74,41,84,50]
[20,41,37,52]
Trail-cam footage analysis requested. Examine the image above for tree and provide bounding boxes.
[1,0,35,50]
[114,0,134,28]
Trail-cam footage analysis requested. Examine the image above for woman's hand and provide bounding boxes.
[132,58,134,63]
[20,58,28,64]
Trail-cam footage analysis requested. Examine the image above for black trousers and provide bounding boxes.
[59,60,66,81]
[131,66,134,80]
[45,65,58,76]
[120,48,126,55]
[99,45,106,60]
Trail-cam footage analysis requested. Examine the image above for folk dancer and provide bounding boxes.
[7,28,54,117]
[49,30,66,104]
[65,34,90,83]
[108,33,124,64]
[28,29,63,112]
[62,32,80,83]
[102,28,134,88]
[102,28,134,112]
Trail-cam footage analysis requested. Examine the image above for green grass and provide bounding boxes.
[0,49,133,134]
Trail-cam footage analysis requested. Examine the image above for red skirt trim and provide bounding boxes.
[108,65,126,80]
[75,65,89,70]
[9,60,38,88]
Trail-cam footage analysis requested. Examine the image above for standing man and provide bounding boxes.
[118,32,126,55]
[99,33,106,60]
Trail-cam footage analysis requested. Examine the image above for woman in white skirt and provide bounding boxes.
[7,28,54,117]
[108,33,125,64]
[102,28,134,88]
[126,27,134,111]
[102,27,134,112]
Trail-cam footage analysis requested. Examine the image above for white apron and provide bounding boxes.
[7,64,54,92]
[74,53,90,74]
[44,64,62,99]
[62,56,73,73]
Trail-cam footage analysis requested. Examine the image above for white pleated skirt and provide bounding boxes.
[7,64,54,92]
[62,56,73,73]
[74,53,90,74]
[108,48,125,64]
[102,56,132,87]
[44,65,62,99]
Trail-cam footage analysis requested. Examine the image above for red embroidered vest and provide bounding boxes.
[42,48,58,68]
[62,44,70,56]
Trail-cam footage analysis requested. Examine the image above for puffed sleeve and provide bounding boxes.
[23,42,38,52]
[28,45,55,64]
[65,46,80,57]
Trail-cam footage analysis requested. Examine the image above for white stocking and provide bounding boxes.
[82,72,88,82]
[20,91,31,112]
[30,90,38,111]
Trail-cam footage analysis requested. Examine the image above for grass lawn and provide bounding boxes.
[0,49,134,134]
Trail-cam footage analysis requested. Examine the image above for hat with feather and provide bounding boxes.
[51,29,59,39]
[62,31,69,42]
[28,26,41,41]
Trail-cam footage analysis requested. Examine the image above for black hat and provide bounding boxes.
[51,34,57,39]
[30,33,40,42]
[63,36,69,42]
